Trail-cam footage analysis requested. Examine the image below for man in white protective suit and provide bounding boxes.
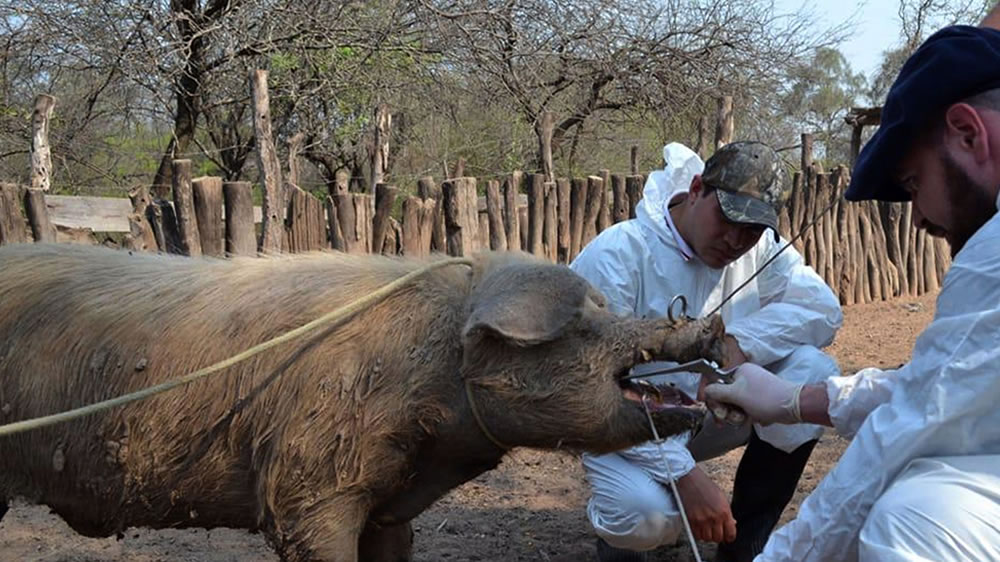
[703,22,1000,562]
[570,140,843,562]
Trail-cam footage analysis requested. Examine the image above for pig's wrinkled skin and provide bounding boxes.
[0,244,725,561]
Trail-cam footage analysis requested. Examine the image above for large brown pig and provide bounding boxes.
[0,243,724,561]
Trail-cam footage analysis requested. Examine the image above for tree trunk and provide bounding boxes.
[503,172,523,252]
[371,183,398,255]
[569,178,587,261]
[23,188,54,243]
[370,104,391,193]
[714,95,734,150]
[251,69,285,254]
[536,111,555,182]
[544,181,558,261]
[527,173,545,256]
[30,94,55,192]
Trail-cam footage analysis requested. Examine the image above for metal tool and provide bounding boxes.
[667,294,688,323]
[624,358,737,385]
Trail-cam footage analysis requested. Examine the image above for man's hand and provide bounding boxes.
[697,334,747,402]
[675,466,737,543]
[704,363,803,425]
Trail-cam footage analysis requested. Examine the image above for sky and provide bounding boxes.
[773,0,913,80]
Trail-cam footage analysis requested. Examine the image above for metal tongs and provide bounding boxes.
[623,358,737,386]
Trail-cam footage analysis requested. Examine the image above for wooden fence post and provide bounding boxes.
[569,178,587,261]
[417,176,445,253]
[372,183,398,254]
[23,188,54,243]
[171,159,201,257]
[443,177,479,256]
[625,175,642,219]
[192,176,224,257]
[527,173,545,256]
[30,94,55,192]
[598,168,611,232]
[503,171,523,251]
[251,69,285,253]
[543,181,558,261]
[556,177,571,263]
[126,186,157,252]
[582,175,603,248]
[285,187,326,253]
[223,181,256,256]
[485,179,507,251]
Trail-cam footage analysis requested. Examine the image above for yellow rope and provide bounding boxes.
[0,257,474,437]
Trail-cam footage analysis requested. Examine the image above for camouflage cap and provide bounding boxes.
[701,141,788,236]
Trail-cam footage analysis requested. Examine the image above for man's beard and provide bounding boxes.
[938,152,997,257]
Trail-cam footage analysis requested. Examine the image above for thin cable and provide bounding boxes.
[641,395,703,562]
[706,196,841,318]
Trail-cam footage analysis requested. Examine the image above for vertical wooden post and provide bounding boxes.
[714,95,734,150]
[850,125,863,170]
[192,176,224,257]
[486,179,507,251]
[224,181,256,256]
[625,176,642,219]
[518,206,528,251]
[30,94,55,192]
[172,159,201,257]
[543,181,558,262]
[23,188,54,243]
[611,175,628,224]
[800,133,814,172]
[126,186,157,252]
[443,177,480,256]
[334,193,359,254]
[417,176,445,253]
[372,183,398,254]
[582,175,603,248]
[477,210,490,251]
[556,178,571,263]
[569,178,587,261]
[285,187,326,253]
[251,69,284,253]
[502,171,522,252]
[598,168,611,233]
[527,173,545,256]
[537,111,556,182]
[402,195,433,257]
[149,199,182,254]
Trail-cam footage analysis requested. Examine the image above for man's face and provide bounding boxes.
[896,144,997,257]
[684,178,766,269]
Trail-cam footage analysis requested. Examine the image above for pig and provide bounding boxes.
[0,243,725,561]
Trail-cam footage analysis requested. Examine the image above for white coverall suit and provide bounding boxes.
[755,190,1000,561]
[570,143,843,551]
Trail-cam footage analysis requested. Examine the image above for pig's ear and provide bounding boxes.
[463,264,589,347]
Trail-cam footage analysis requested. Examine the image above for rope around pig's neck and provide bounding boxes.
[0,257,474,437]
[464,380,511,450]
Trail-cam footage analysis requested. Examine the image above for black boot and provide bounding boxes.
[596,538,649,562]
[715,430,817,562]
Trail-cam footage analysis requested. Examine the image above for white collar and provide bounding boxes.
[663,191,696,261]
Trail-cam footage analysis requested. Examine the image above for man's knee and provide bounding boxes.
[586,461,681,551]
[594,506,680,552]
[860,468,1000,561]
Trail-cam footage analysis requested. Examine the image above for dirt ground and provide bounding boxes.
[0,291,938,562]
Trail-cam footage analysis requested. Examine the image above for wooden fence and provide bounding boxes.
[0,146,947,307]
[0,83,946,305]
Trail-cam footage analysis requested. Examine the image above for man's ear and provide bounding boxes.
[689,175,704,200]
[943,102,991,164]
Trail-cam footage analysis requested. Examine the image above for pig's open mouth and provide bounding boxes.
[619,378,700,412]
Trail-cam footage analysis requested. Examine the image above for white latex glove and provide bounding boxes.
[704,363,803,426]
